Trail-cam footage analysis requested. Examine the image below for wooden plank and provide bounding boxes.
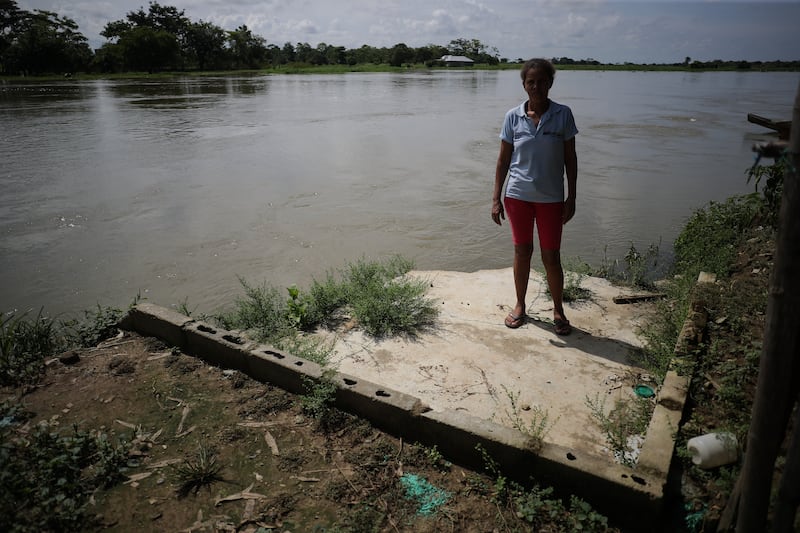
[612,293,666,304]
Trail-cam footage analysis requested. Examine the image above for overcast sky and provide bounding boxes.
[16,0,800,63]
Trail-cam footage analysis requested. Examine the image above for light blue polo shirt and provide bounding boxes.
[499,99,578,203]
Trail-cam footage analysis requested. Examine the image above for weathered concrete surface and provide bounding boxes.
[123,267,707,528]
[325,268,658,459]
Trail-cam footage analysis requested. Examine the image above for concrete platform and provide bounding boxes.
[325,268,657,459]
[121,268,703,527]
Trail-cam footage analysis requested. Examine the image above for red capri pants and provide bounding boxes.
[504,197,564,250]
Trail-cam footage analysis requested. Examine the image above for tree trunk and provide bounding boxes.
[772,402,800,532]
[730,81,800,532]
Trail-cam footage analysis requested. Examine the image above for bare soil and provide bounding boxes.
[5,333,539,532]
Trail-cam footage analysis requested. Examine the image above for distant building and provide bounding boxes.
[440,55,474,67]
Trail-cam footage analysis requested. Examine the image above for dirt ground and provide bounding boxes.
[4,332,561,532]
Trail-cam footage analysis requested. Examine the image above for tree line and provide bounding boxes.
[0,0,501,75]
[2,0,797,76]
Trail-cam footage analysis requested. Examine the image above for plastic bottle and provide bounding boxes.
[686,432,739,469]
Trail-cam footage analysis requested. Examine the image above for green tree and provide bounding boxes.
[186,20,227,70]
[227,25,267,69]
[447,37,499,64]
[389,42,413,67]
[2,8,92,74]
[100,2,191,71]
[91,42,125,72]
[0,0,23,59]
[347,44,385,65]
[415,43,448,65]
[281,41,295,62]
[119,26,179,72]
[294,41,315,63]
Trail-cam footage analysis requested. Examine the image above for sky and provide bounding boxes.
[16,0,800,64]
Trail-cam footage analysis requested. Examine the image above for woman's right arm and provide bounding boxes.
[492,140,513,225]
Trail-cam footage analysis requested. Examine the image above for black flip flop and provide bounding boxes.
[554,318,572,336]
[505,313,526,329]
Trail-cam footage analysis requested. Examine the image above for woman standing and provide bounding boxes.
[491,58,578,335]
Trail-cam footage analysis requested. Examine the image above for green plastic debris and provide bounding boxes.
[399,473,451,516]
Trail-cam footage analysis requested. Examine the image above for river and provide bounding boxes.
[1,70,797,316]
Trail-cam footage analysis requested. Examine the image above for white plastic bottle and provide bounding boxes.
[687,432,739,469]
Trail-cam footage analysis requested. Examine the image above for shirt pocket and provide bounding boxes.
[541,130,564,142]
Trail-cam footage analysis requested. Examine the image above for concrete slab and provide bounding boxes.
[324,268,658,459]
[121,267,703,527]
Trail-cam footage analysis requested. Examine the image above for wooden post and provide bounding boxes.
[727,81,800,532]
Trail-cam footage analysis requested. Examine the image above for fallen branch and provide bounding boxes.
[613,293,666,304]
[214,483,268,506]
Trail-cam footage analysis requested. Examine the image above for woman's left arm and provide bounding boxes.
[563,137,577,224]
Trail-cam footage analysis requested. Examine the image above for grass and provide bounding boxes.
[173,445,225,498]
[219,255,438,343]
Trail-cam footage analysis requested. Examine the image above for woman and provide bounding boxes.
[491,58,578,335]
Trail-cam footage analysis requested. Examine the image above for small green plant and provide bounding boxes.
[586,393,653,466]
[501,386,557,452]
[746,158,786,226]
[275,333,335,366]
[216,277,291,342]
[343,256,438,338]
[306,272,349,327]
[175,297,197,317]
[475,443,509,502]
[476,443,611,531]
[285,284,310,329]
[422,444,451,472]
[562,257,594,302]
[300,368,339,421]
[173,445,224,497]
[541,258,592,303]
[622,241,660,288]
[70,304,124,347]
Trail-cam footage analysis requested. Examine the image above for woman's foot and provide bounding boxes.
[505,313,526,329]
[554,318,572,336]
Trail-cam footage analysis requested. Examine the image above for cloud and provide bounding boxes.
[15,0,800,62]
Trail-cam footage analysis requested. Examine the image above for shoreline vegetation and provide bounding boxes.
[2,1,797,81]
[2,61,800,83]
[0,157,788,530]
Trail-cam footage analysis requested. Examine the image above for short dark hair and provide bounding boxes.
[520,58,555,82]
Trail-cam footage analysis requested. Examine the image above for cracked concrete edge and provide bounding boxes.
[638,272,715,477]
[121,303,664,527]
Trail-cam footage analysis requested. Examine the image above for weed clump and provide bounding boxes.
[219,255,438,342]
[0,402,131,531]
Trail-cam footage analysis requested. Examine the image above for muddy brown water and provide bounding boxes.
[1,71,796,316]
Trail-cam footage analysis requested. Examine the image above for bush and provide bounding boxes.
[673,194,762,278]
[0,310,61,387]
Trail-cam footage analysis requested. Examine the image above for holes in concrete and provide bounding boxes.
[566,452,576,461]
[197,325,216,334]
[343,378,357,386]
[264,350,285,359]
[222,334,243,345]
[621,474,648,486]
[375,390,391,398]
[294,361,304,366]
